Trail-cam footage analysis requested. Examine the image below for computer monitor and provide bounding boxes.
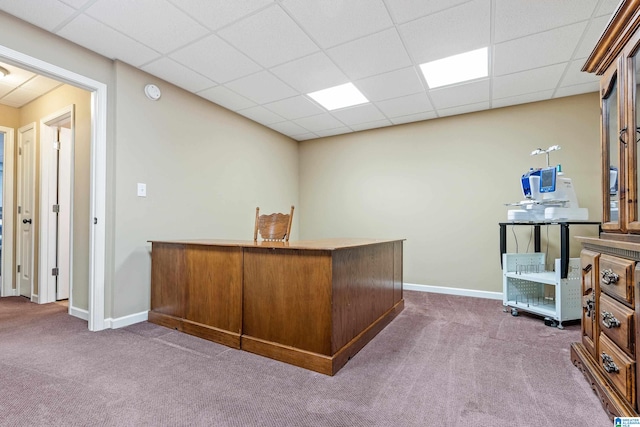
[539,166,556,193]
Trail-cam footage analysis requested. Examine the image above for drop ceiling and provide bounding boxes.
[0,0,619,141]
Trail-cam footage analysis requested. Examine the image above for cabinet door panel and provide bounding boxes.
[625,29,640,232]
[581,250,599,357]
[601,61,625,232]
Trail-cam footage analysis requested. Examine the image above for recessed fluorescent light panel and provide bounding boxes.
[307,83,369,111]
[420,47,489,89]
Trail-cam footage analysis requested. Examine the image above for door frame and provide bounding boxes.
[40,106,74,306]
[0,126,14,298]
[0,45,107,331]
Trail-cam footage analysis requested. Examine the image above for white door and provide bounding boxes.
[0,126,15,299]
[17,123,36,299]
[41,108,74,304]
[56,127,72,300]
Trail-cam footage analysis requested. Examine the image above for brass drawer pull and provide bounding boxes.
[601,352,620,373]
[601,311,621,328]
[601,269,619,285]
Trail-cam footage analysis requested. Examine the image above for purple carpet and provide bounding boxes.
[0,291,611,426]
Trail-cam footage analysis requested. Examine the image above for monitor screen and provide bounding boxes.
[539,166,556,193]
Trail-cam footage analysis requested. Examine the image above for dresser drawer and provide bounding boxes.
[599,254,635,305]
[600,293,635,356]
[599,333,636,405]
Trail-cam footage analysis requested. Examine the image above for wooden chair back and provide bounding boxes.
[254,205,294,242]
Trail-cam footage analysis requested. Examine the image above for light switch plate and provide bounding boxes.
[137,183,146,197]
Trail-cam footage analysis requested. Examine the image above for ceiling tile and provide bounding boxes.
[2,88,41,106]
[0,99,22,108]
[356,67,425,102]
[59,0,93,8]
[493,0,598,43]
[268,120,310,135]
[430,80,490,110]
[270,52,349,94]
[0,0,76,31]
[21,75,62,93]
[554,82,599,98]
[168,0,274,31]
[225,71,298,104]
[293,114,345,132]
[493,63,566,100]
[492,90,554,109]
[330,103,386,126]
[292,133,318,141]
[574,15,611,59]
[57,14,160,67]
[141,57,216,93]
[0,82,15,98]
[314,127,352,138]
[559,60,601,87]
[170,34,261,84]
[493,22,587,76]
[85,0,209,54]
[375,93,433,118]
[237,105,284,125]
[350,119,393,132]
[264,96,324,120]
[197,86,256,111]
[282,0,392,48]
[399,0,490,64]
[390,111,438,125]
[0,64,36,87]
[595,0,622,17]
[385,0,472,24]
[219,5,318,68]
[437,101,490,117]
[327,28,413,80]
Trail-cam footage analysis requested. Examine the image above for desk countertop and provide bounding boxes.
[148,237,404,250]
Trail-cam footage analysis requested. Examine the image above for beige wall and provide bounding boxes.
[299,93,601,293]
[112,61,299,318]
[0,104,19,129]
[19,84,91,308]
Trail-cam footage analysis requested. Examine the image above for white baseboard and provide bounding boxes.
[105,310,149,329]
[70,305,89,321]
[404,283,503,300]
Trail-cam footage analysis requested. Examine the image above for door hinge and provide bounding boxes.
[52,267,59,276]
[94,217,98,225]
[52,204,60,213]
[17,265,20,273]
[18,147,22,155]
[54,141,60,150]
[18,206,21,214]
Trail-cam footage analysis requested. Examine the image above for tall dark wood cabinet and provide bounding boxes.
[571,0,640,418]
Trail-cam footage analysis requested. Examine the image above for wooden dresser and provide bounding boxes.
[571,0,640,418]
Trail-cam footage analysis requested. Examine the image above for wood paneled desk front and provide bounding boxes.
[148,238,404,376]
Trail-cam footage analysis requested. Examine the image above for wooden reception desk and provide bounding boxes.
[148,238,404,375]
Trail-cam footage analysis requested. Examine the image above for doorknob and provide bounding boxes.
[22,218,32,224]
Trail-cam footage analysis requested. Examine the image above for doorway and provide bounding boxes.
[0,44,107,331]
